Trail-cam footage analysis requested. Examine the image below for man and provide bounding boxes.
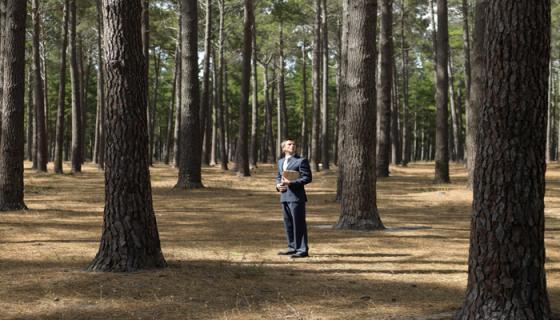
[275,139,312,258]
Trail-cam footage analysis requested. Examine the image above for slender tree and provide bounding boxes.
[217,0,227,170]
[335,0,383,230]
[376,0,393,177]
[0,0,27,211]
[27,68,33,162]
[434,0,450,183]
[54,0,70,174]
[31,0,47,172]
[311,0,321,172]
[466,0,487,189]
[69,0,82,173]
[277,23,288,141]
[164,46,179,165]
[461,0,471,161]
[456,0,552,317]
[261,58,275,164]
[300,43,309,159]
[88,0,166,272]
[250,21,258,169]
[200,0,212,165]
[320,0,329,170]
[335,0,349,202]
[175,0,203,188]
[173,11,182,167]
[236,0,253,177]
[94,0,105,169]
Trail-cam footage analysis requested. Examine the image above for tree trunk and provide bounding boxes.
[277,24,288,141]
[175,0,203,188]
[300,44,309,160]
[462,0,471,162]
[88,0,166,272]
[32,0,47,172]
[376,0,393,177]
[262,61,275,163]
[0,0,5,143]
[217,0,227,170]
[336,0,349,202]
[546,60,553,163]
[164,46,179,165]
[236,0,253,177]
[94,0,105,169]
[0,0,27,211]
[69,0,82,173]
[456,0,552,317]
[249,22,258,169]
[391,57,401,164]
[448,52,461,161]
[173,11,182,168]
[320,0,329,170]
[54,0,69,174]
[466,0,487,189]
[142,0,151,164]
[27,68,33,162]
[200,0,212,165]
[210,50,218,166]
[150,50,161,163]
[434,0,450,183]
[311,0,321,172]
[335,0,383,230]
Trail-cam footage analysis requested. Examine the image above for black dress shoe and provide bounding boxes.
[291,252,309,258]
[278,250,297,255]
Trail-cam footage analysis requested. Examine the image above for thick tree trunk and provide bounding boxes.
[88,0,166,272]
[434,0,450,183]
[456,0,552,317]
[69,0,82,173]
[311,0,321,172]
[217,0,227,170]
[0,0,27,211]
[200,0,212,165]
[32,0,47,172]
[175,0,203,188]
[54,0,70,174]
[335,0,383,230]
[0,0,4,141]
[466,0,486,189]
[320,0,329,170]
[250,25,258,169]
[376,0,393,177]
[336,0,349,202]
[235,0,253,177]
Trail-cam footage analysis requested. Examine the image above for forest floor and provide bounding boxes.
[1,161,559,320]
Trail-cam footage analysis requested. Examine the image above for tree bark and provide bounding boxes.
[0,0,5,142]
[391,56,401,164]
[69,0,82,173]
[448,53,463,161]
[376,0,393,177]
[336,0,349,202]
[175,0,203,188]
[320,0,329,170]
[88,0,166,272]
[466,0,487,189]
[277,24,288,141]
[164,46,179,165]
[150,50,161,163]
[456,0,552,317]
[173,11,182,168]
[335,0,383,230]
[0,0,27,211]
[311,0,321,172]
[94,0,105,169]
[462,0,471,162]
[262,60,275,163]
[142,0,151,164]
[546,60,553,163]
[54,0,70,174]
[434,0,450,183]
[235,0,253,177]
[27,68,33,162]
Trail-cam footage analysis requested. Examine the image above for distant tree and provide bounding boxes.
[200,0,212,165]
[175,0,203,188]
[311,0,321,172]
[0,0,27,211]
[217,0,228,170]
[69,0,82,173]
[456,0,552,317]
[54,0,70,174]
[335,0,384,230]
[32,0,47,172]
[88,0,166,272]
[250,22,258,169]
[320,0,329,170]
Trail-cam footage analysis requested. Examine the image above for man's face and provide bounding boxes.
[283,140,296,155]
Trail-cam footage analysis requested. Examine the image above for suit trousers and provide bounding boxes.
[281,201,308,254]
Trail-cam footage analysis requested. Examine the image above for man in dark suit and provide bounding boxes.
[276,139,312,258]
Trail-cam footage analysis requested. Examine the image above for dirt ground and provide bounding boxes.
[0,161,559,320]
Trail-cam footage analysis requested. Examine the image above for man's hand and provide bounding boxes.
[276,183,287,192]
[281,176,291,186]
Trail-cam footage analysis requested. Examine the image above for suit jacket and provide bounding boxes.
[276,155,312,203]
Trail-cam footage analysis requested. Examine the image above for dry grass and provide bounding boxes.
[0,161,559,320]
